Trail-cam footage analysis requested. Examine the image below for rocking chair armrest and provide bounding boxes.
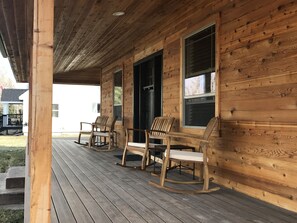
[125,128,149,146]
[80,122,93,130]
[149,130,167,140]
[126,128,146,133]
[166,132,208,143]
[92,122,106,130]
[125,128,147,138]
[80,122,92,125]
[149,129,167,134]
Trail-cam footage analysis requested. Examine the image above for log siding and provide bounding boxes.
[101,0,297,212]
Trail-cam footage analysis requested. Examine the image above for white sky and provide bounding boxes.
[0,54,28,89]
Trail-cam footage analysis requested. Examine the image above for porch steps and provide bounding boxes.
[0,167,25,206]
[6,166,25,189]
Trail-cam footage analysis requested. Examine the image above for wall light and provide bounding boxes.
[112,11,125,16]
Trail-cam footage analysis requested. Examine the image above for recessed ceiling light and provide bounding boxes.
[112,11,125,16]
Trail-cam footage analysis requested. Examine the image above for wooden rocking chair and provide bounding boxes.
[75,115,108,145]
[88,116,117,151]
[120,116,175,170]
[149,117,220,194]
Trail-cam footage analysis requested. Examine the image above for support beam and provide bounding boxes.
[25,0,54,222]
[53,68,101,85]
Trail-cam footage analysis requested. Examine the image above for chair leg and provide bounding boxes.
[141,155,147,170]
[88,134,94,148]
[77,133,81,144]
[107,136,112,150]
[160,156,169,187]
[121,147,128,166]
[146,151,151,166]
[202,162,209,191]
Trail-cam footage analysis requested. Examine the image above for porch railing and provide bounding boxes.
[0,114,23,133]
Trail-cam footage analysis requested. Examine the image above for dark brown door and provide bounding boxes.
[133,51,162,142]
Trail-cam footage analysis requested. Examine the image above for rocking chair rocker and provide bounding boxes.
[149,117,220,194]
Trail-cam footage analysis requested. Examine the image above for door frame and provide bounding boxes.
[133,50,163,142]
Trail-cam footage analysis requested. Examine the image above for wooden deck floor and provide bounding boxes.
[51,138,297,223]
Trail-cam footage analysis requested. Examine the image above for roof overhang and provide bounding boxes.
[0,0,197,85]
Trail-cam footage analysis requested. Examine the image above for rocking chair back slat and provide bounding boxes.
[150,117,175,138]
[202,117,219,140]
[120,116,175,170]
[94,116,109,131]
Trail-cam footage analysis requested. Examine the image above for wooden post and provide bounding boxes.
[26,0,54,222]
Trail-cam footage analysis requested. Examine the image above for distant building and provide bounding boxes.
[20,84,100,134]
[0,88,26,134]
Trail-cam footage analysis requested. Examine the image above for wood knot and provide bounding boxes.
[278,5,285,11]
[230,108,236,114]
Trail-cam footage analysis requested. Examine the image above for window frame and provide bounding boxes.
[113,69,123,123]
[181,21,219,129]
[52,104,59,118]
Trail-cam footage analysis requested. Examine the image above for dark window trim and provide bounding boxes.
[182,23,216,128]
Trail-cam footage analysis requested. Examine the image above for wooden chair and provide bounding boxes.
[88,116,117,151]
[75,116,108,145]
[149,117,220,194]
[120,116,175,170]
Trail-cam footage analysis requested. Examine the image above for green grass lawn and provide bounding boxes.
[0,136,27,148]
[0,136,26,173]
[0,136,26,221]
[0,209,24,223]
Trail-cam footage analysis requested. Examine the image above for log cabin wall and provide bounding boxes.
[100,0,297,212]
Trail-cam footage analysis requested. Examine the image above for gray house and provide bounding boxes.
[0,88,27,134]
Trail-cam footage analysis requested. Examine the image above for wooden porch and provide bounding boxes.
[50,138,297,223]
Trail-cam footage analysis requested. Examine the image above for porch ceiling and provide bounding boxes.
[0,0,195,85]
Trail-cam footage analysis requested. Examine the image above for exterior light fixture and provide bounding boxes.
[112,11,125,16]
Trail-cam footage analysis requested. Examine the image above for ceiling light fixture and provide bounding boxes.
[112,11,125,16]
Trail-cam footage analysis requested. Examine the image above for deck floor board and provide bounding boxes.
[51,138,297,223]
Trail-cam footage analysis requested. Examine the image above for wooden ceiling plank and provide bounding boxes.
[1,0,24,81]
[0,1,18,78]
[55,0,107,73]
[54,0,65,30]
[82,0,186,68]
[24,0,32,82]
[57,0,131,72]
[54,0,97,72]
[71,0,153,70]
[13,0,27,82]
[1,0,235,84]
[53,0,84,66]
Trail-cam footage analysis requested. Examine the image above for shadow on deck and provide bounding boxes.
[51,138,297,223]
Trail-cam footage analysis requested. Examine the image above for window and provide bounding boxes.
[113,70,123,121]
[52,104,59,118]
[92,103,100,113]
[183,24,216,127]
